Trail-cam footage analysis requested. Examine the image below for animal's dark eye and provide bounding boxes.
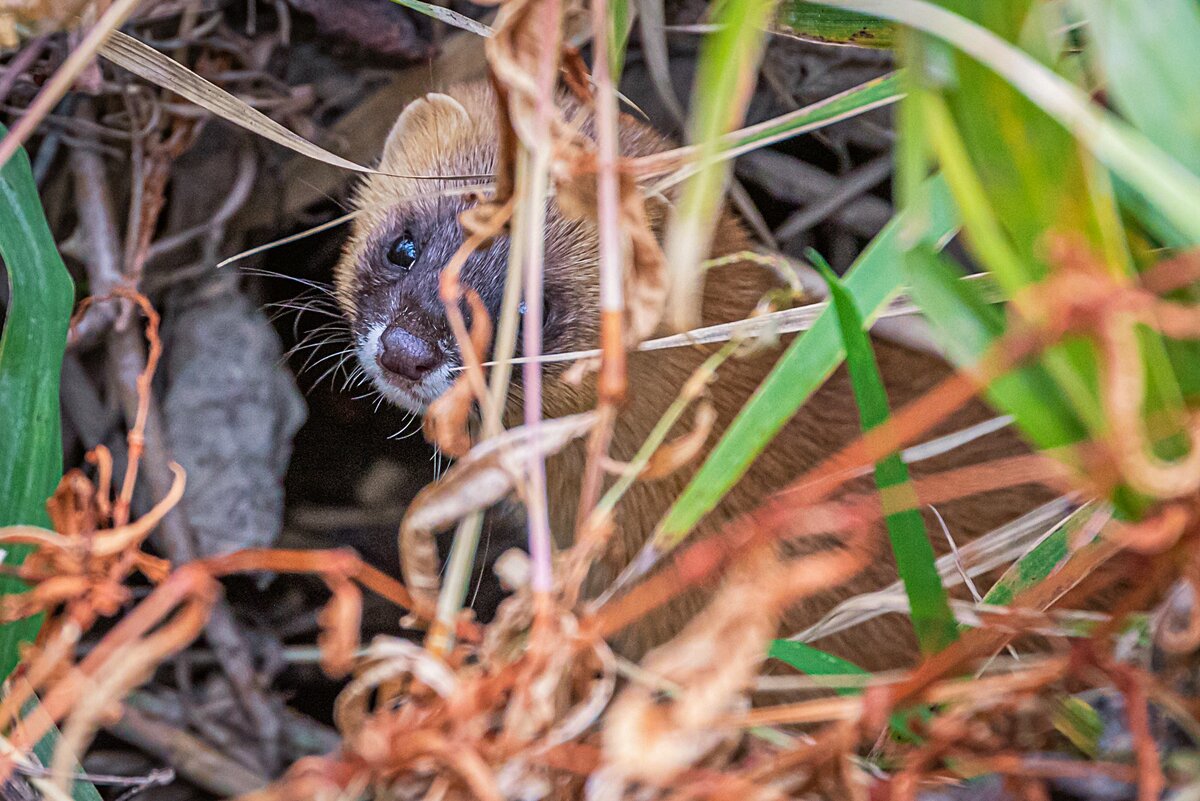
[386,232,419,270]
[517,298,549,319]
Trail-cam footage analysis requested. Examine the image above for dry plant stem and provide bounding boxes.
[51,600,212,791]
[424,170,528,656]
[517,16,563,603]
[1103,659,1164,801]
[590,0,628,407]
[2,567,218,782]
[437,201,514,419]
[429,513,484,656]
[69,133,283,772]
[68,102,130,348]
[484,218,525,437]
[576,405,617,547]
[107,704,266,797]
[735,655,1068,730]
[4,536,410,791]
[0,35,48,108]
[426,200,515,654]
[201,549,418,611]
[573,0,627,541]
[0,0,144,170]
[113,294,160,527]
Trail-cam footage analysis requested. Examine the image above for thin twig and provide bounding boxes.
[0,0,145,170]
[106,705,266,797]
[0,35,48,107]
[575,0,626,542]
[68,117,284,773]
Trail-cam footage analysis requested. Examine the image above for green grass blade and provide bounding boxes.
[904,245,1088,451]
[661,0,778,330]
[811,250,956,655]
[810,0,1200,246]
[897,4,1192,516]
[768,640,867,690]
[1077,0,1200,176]
[979,501,1099,608]
[607,0,633,82]
[658,73,904,191]
[0,122,73,681]
[653,177,957,551]
[1114,176,1190,250]
[26,696,104,801]
[768,640,926,740]
[716,72,903,161]
[1054,696,1104,758]
[773,2,896,48]
[912,90,1109,435]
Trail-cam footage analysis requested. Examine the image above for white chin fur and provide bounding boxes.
[357,323,454,415]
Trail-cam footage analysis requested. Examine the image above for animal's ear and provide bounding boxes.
[380,93,471,171]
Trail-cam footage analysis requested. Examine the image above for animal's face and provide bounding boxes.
[334,87,599,414]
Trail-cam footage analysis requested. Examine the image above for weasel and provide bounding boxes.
[334,81,1048,669]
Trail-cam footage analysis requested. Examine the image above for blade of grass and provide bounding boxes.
[642,72,904,183]
[806,0,1200,245]
[661,0,779,330]
[606,0,633,82]
[767,640,925,740]
[0,123,74,679]
[388,0,493,37]
[772,3,896,48]
[811,249,956,654]
[26,696,104,801]
[912,90,1106,436]
[1076,0,1200,406]
[98,32,399,176]
[978,501,1106,608]
[768,640,868,689]
[651,177,957,555]
[904,244,1088,451]
[900,6,1190,515]
[1076,0,1200,176]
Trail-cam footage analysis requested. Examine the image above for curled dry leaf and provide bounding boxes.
[401,412,598,609]
[423,376,477,458]
[557,162,671,346]
[317,574,362,678]
[500,623,578,745]
[1097,314,1200,499]
[640,400,717,481]
[601,549,781,786]
[334,636,458,737]
[1032,235,1200,500]
[424,290,496,457]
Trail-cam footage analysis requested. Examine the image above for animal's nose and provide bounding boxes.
[378,324,441,381]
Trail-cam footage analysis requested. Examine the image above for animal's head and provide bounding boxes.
[334,84,608,414]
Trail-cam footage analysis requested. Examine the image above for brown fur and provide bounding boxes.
[337,82,1051,670]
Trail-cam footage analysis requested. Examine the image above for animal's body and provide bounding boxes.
[335,82,1047,669]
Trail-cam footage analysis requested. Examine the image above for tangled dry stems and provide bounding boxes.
[5,2,1200,800]
[3,205,1200,801]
